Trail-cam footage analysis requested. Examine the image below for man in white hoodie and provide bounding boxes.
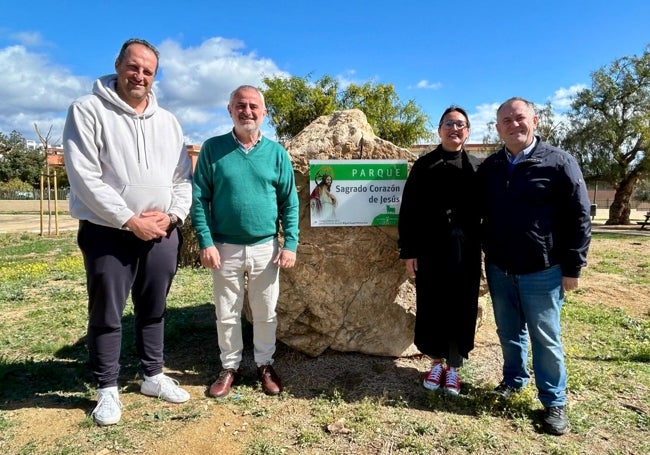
[63,38,192,426]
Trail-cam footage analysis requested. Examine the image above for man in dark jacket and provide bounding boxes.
[478,97,591,436]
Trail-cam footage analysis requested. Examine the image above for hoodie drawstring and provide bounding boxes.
[133,115,150,169]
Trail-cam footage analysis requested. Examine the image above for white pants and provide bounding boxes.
[211,240,279,369]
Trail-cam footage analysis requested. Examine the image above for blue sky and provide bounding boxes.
[2,0,649,147]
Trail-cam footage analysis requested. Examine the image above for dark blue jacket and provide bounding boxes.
[477,137,591,277]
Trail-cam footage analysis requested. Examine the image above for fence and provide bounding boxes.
[590,198,649,211]
[588,186,650,211]
[0,188,69,201]
[1,187,647,211]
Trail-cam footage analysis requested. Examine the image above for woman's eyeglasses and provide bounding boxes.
[441,120,467,129]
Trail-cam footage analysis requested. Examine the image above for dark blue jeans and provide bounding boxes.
[78,221,180,388]
[485,263,567,408]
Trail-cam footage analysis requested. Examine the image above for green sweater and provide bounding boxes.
[191,133,299,251]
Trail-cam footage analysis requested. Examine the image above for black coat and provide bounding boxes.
[398,146,482,358]
[477,137,591,277]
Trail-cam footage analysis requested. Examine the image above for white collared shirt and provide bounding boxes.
[231,129,262,153]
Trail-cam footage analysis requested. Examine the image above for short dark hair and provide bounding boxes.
[116,38,160,73]
[438,105,470,128]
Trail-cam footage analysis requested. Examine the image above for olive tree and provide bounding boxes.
[562,45,650,225]
[261,74,435,147]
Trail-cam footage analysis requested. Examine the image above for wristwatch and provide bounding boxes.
[167,213,182,230]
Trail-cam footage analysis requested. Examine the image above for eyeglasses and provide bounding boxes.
[441,120,468,129]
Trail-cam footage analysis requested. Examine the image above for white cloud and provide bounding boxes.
[9,31,48,47]
[155,37,288,144]
[409,79,442,90]
[467,103,500,143]
[0,37,288,145]
[157,37,287,109]
[0,35,588,148]
[0,45,89,140]
[335,70,363,89]
[549,84,586,110]
[0,46,89,113]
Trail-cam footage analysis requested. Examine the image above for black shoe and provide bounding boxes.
[492,380,522,398]
[542,406,568,435]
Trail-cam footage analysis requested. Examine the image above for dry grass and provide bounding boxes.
[1,230,649,455]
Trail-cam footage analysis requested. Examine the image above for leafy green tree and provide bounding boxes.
[0,128,69,195]
[562,45,650,225]
[0,177,33,193]
[0,130,44,188]
[263,74,338,143]
[338,81,434,146]
[261,74,435,147]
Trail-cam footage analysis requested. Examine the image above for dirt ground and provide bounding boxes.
[1,205,649,454]
[1,201,647,236]
[0,200,76,234]
[0,205,650,236]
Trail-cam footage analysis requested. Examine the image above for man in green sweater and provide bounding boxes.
[191,85,299,398]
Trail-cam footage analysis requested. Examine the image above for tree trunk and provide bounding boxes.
[606,177,637,225]
[179,220,200,267]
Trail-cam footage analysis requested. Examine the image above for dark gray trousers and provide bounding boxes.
[77,221,180,388]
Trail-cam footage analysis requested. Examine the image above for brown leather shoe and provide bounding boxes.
[257,364,282,396]
[208,368,240,398]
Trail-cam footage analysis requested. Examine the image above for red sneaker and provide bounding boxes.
[444,366,461,396]
[423,360,445,391]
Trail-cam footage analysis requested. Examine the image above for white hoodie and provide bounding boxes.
[63,74,192,228]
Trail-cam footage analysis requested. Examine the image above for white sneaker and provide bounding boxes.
[140,374,190,403]
[92,387,122,426]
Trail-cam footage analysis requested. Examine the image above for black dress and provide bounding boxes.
[397,145,482,359]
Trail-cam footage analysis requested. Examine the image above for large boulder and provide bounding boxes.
[278,110,423,357]
[186,109,487,358]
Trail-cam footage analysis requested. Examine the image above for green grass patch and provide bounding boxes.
[0,231,649,455]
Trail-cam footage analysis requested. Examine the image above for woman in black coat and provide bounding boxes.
[397,105,482,395]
